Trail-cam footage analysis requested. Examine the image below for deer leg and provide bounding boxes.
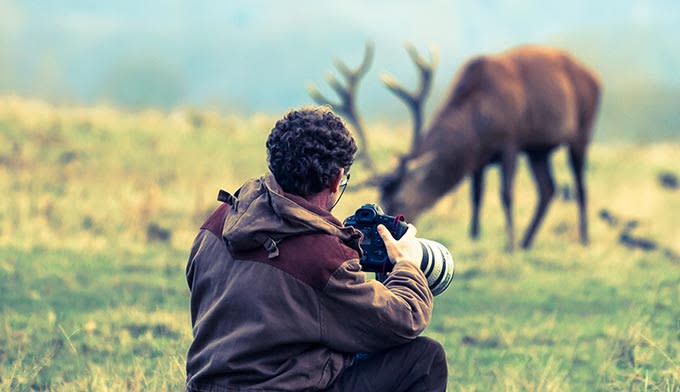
[470,168,485,240]
[568,145,589,245]
[500,152,517,251]
[521,151,555,249]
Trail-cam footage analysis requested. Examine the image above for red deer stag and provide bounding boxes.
[311,44,601,251]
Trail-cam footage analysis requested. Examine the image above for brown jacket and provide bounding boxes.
[185,174,433,392]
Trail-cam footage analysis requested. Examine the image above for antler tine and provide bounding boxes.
[381,43,438,151]
[306,83,336,108]
[325,73,351,109]
[308,42,375,170]
[335,43,375,83]
[405,43,439,102]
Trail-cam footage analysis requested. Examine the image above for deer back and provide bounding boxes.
[427,47,594,156]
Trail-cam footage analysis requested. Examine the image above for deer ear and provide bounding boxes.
[406,152,438,173]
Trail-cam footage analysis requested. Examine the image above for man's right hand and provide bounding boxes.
[377,224,422,269]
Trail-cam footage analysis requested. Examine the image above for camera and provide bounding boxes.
[344,204,454,296]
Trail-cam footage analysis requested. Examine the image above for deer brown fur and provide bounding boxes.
[378,45,601,250]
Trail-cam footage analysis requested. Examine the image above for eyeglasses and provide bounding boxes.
[330,172,350,211]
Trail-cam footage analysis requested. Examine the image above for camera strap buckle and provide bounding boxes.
[254,233,280,259]
[217,189,239,211]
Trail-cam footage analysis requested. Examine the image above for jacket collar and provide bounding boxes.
[222,173,362,258]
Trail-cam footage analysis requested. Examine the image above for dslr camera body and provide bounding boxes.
[344,204,454,296]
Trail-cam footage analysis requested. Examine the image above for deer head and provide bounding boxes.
[375,151,445,219]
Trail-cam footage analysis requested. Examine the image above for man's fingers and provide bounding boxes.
[379,224,416,243]
[377,223,422,267]
[377,224,395,244]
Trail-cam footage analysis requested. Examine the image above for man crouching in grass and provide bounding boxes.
[185,106,447,391]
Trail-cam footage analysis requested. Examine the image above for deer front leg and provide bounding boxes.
[470,168,485,240]
[500,151,518,252]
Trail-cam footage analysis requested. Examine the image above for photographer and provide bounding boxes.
[185,106,447,391]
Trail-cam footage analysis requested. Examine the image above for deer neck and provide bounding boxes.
[421,104,481,180]
[396,111,478,218]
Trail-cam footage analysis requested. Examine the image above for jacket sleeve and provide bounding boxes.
[319,258,433,353]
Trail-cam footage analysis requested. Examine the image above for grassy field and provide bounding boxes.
[0,96,679,391]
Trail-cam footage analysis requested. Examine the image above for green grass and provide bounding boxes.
[0,246,189,391]
[0,96,679,391]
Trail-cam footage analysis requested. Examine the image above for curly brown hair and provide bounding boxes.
[266,106,357,197]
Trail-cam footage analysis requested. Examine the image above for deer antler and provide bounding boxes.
[381,43,439,151]
[307,43,375,170]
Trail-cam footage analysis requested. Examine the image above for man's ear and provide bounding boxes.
[330,168,344,193]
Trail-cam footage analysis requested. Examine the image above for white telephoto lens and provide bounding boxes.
[417,238,455,296]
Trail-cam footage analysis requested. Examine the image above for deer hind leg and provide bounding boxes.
[470,168,485,240]
[521,150,556,249]
[500,151,518,251]
[568,144,589,245]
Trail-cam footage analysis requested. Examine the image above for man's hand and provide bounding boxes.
[377,224,422,269]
